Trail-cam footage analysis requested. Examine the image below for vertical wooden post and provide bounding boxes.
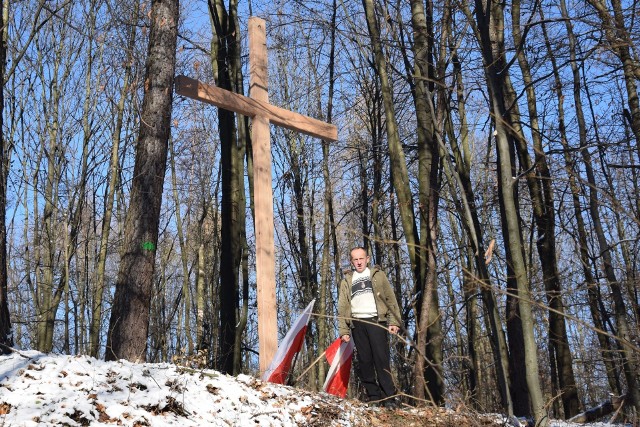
[249,17,277,376]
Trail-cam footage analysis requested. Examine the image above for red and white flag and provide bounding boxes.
[322,337,354,397]
[262,299,315,384]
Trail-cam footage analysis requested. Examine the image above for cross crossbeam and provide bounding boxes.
[174,76,337,141]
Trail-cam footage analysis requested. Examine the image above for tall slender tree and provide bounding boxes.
[0,0,12,354]
[317,0,339,386]
[90,0,140,358]
[208,0,248,375]
[105,0,179,361]
[472,0,547,423]
[443,28,513,414]
[169,137,194,355]
[549,0,622,398]
[360,0,421,294]
[361,0,446,404]
[406,0,444,405]
[509,1,579,417]
[34,2,75,352]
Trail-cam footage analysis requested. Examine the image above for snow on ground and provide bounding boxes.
[0,351,632,426]
[0,350,366,426]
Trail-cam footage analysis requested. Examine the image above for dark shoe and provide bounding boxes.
[366,399,381,407]
[382,398,399,410]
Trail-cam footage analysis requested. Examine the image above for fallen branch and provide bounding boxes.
[568,394,625,423]
[0,343,30,359]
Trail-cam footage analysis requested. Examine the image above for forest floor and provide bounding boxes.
[0,351,632,426]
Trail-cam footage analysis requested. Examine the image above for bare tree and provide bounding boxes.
[0,0,12,354]
[545,0,622,400]
[316,0,339,387]
[90,0,140,358]
[361,0,445,404]
[470,0,547,423]
[208,0,248,375]
[105,0,179,362]
[397,0,446,405]
[509,1,579,417]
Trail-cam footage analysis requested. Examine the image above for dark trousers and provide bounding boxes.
[352,318,396,401]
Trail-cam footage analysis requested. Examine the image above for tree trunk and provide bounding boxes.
[37,16,67,351]
[208,0,246,375]
[360,0,421,294]
[580,78,640,413]
[506,282,531,417]
[170,138,193,355]
[0,0,12,354]
[445,8,513,415]
[90,1,139,358]
[196,241,206,351]
[61,0,97,354]
[407,0,444,405]
[462,246,481,408]
[361,0,446,404]
[60,0,103,356]
[105,0,179,362]
[317,0,338,387]
[552,0,622,396]
[473,0,547,423]
[204,172,222,364]
[510,1,579,417]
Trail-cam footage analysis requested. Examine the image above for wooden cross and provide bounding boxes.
[175,17,338,375]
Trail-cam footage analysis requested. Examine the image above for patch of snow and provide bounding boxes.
[0,351,633,426]
[0,351,366,426]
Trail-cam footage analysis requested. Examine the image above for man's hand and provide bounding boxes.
[389,325,399,335]
[341,334,351,342]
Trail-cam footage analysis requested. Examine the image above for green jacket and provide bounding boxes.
[337,266,402,337]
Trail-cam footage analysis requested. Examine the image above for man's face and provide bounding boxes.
[350,248,370,273]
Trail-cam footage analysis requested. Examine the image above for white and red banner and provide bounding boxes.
[262,299,315,384]
[322,337,354,397]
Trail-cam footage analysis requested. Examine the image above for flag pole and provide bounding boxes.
[286,343,303,386]
[292,348,328,385]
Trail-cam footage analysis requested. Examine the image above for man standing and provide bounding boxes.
[338,247,402,408]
